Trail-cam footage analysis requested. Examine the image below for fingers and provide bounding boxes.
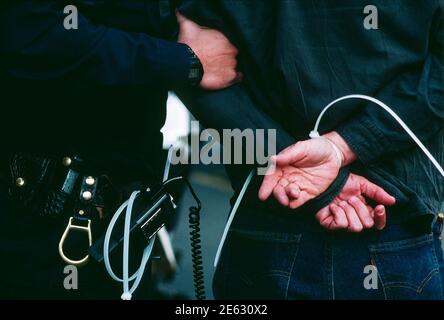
[374,205,387,230]
[323,198,386,233]
[313,173,391,233]
[348,196,374,229]
[316,207,335,230]
[273,184,289,206]
[339,201,363,233]
[336,198,385,233]
[359,177,396,206]
[285,183,300,199]
[366,204,374,219]
[288,192,312,210]
[226,71,243,87]
[316,207,331,224]
[329,204,348,229]
[235,71,243,82]
[258,169,281,201]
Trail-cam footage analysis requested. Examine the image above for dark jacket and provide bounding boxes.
[177,0,444,224]
[0,1,189,183]
[1,1,442,224]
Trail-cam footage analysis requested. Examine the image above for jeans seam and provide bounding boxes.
[284,235,302,300]
[431,239,444,299]
[418,269,439,293]
[381,269,439,293]
[368,235,434,253]
[372,243,442,298]
[372,253,388,300]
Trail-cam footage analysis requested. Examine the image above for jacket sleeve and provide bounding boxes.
[176,84,351,214]
[336,6,444,165]
[0,1,191,88]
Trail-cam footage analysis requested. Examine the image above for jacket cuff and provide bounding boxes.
[299,167,351,215]
[336,115,392,165]
[147,39,191,88]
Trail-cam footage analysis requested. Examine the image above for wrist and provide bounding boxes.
[323,131,357,167]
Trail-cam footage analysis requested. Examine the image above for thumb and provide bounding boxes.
[374,205,387,230]
[359,176,396,206]
[275,143,307,166]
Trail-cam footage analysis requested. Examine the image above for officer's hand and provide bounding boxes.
[315,173,396,232]
[177,11,242,90]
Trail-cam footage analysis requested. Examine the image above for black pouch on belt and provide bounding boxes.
[7,152,121,221]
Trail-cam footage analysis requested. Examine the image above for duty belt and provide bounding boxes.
[7,152,121,266]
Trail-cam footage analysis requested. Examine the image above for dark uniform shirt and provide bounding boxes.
[0,0,191,299]
[0,1,191,184]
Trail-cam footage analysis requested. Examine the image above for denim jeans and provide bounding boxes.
[213,199,444,300]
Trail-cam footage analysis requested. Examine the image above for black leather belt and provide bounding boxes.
[6,152,121,221]
[6,152,125,266]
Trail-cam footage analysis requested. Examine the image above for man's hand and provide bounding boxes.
[258,132,356,209]
[315,173,396,232]
[176,12,242,91]
[259,137,341,208]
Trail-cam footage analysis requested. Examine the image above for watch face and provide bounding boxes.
[189,67,201,80]
[187,46,203,85]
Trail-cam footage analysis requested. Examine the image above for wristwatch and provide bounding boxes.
[186,46,204,86]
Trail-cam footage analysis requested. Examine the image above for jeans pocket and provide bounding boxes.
[213,229,302,300]
[369,234,443,300]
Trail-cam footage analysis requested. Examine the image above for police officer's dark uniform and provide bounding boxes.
[0,1,202,299]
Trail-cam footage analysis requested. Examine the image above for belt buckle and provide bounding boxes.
[58,217,92,267]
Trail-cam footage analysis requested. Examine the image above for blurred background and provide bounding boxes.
[151,93,234,300]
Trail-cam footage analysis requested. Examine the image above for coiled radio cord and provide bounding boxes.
[164,177,205,300]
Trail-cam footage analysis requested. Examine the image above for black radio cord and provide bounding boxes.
[188,204,206,300]
[163,177,206,300]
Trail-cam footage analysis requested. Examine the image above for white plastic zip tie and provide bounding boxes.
[310,94,444,178]
[214,170,255,268]
[103,146,176,300]
[103,191,155,300]
[158,145,178,271]
[215,94,443,270]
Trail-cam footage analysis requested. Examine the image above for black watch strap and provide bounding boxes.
[186,46,204,86]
